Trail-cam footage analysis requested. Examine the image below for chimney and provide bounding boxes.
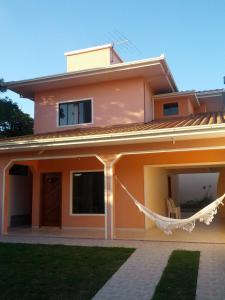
[64,44,123,72]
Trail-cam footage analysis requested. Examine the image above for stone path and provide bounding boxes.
[1,235,225,299]
[93,243,172,300]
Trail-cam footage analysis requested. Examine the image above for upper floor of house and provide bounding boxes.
[5,44,225,135]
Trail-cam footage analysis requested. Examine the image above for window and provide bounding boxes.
[59,99,92,126]
[72,171,104,214]
[163,102,178,116]
[9,164,29,176]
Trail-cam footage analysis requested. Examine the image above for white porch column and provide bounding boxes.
[104,161,115,240]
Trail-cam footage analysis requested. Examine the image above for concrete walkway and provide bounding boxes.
[1,235,225,300]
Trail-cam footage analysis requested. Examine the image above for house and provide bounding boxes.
[1,44,225,241]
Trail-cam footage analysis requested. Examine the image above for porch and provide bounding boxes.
[2,147,225,243]
[6,217,225,244]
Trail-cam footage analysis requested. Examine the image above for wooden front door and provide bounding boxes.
[41,173,62,227]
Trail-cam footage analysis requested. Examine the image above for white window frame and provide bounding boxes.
[70,169,105,216]
[163,102,179,116]
[57,98,94,128]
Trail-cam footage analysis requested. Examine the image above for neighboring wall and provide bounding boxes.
[144,167,168,229]
[176,173,219,204]
[217,168,225,218]
[34,78,145,134]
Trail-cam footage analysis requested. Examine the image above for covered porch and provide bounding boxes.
[2,145,225,243]
[113,149,225,243]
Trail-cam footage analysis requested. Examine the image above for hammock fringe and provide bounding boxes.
[115,176,225,235]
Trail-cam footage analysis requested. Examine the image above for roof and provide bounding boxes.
[1,112,225,152]
[3,55,178,99]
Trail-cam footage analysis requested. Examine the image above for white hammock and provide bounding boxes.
[115,176,225,235]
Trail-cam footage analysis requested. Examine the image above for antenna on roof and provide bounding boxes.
[91,30,143,60]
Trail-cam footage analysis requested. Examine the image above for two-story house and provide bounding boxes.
[1,44,225,242]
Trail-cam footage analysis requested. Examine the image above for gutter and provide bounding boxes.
[1,123,225,152]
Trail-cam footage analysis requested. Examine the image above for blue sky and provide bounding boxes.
[1,0,225,117]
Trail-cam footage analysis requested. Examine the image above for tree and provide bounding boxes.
[0,79,33,137]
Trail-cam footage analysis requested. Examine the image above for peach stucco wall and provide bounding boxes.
[34,78,145,134]
[67,48,111,72]
[154,97,194,119]
[38,157,104,228]
[144,167,168,229]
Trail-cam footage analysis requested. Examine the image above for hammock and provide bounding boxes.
[115,176,225,235]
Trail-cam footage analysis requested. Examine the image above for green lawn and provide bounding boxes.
[152,250,200,300]
[0,243,134,300]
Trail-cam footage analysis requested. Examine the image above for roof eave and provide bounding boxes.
[1,123,225,153]
[4,55,177,99]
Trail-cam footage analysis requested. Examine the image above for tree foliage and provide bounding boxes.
[0,96,33,138]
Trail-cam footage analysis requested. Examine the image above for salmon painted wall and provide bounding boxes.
[144,167,168,229]
[34,78,145,134]
[38,157,104,228]
[154,97,194,120]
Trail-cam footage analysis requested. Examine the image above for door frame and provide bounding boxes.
[40,172,62,227]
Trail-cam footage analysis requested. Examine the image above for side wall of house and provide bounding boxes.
[144,167,168,229]
[154,97,194,120]
[34,78,145,134]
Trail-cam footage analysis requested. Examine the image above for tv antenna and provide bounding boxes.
[92,30,143,60]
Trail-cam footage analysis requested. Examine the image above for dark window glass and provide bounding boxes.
[9,164,29,176]
[72,172,104,214]
[59,100,92,126]
[163,103,178,116]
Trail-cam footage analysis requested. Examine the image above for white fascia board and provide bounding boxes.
[64,44,113,56]
[6,56,165,88]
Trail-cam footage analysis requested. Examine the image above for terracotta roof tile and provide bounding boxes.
[1,112,225,144]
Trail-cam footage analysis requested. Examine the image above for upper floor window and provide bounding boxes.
[163,102,178,116]
[59,99,92,126]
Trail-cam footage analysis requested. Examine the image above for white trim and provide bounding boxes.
[144,161,225,168]
[104,164,108,240]
[64,44,113,56]
[69,169,105,217]
[6,60,164,86]
[198,94,223,99]
[109,154,122,239]
[153,90,196,99]
[56,98,94,128]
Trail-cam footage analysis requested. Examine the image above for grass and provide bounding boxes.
[0,243,134,300]
[152,250,200,300]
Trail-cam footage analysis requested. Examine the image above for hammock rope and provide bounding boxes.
[115,176,225,235]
